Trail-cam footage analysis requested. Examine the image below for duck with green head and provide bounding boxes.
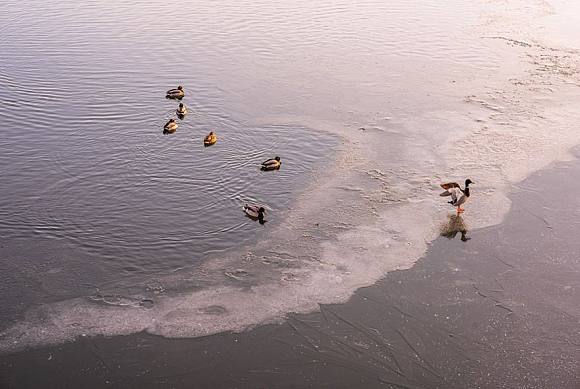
[166,86,184,99]
[243,204,267,223]
[164,118,178,133]
[261,156,281,170]
[177,103,187,117]
[439,179,474,214]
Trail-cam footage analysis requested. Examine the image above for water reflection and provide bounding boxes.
[440,214,470,242]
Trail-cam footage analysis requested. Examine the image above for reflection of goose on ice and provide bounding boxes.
[440,214,470,242]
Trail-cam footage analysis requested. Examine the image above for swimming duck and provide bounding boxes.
[176,103,187,117]
[204,131,217,146]
[243,204,267,220]
[261,156,281,170]
[164,119,178,133]
[439,179,474,214]
[166,86,184,99]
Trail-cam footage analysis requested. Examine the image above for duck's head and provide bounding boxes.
[275,156,281,161]
[465,179,474,187]
[210,132,214,135]
[179,103,184,108]
[258,207,267,215]
[177,86,183,90]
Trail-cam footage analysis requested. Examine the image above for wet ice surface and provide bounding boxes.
[2,0,580,353]
[3,147,580,388]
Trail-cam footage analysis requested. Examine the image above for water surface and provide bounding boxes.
[2,0,580,351]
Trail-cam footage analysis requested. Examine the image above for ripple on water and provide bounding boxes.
[0,0,501,348]
[1,102,337,277]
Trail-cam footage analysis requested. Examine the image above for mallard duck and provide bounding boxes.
[204,131,217,146]
[261,156,281,170]
[243,204,267,220]
[440,179,474,214]
[164,119,178,133]
[176,103,187,117]
[166,86,184,99]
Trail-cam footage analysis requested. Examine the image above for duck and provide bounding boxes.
[204,131,217,146]
[261,156,281,170]
[243,204,267,220]
[166,86,184,99]
[176,103,187,117]
[439,179,474,214]
[164,119,178,133]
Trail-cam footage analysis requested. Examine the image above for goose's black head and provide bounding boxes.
[465,179,474,188]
